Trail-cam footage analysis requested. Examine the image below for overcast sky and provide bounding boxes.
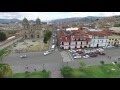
[0,12,120,21]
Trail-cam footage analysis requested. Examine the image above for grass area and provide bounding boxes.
[7,71,50,78]
[61,64,120,78]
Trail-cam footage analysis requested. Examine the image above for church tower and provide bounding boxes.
[35,18,41,29]
[22,18,29,29]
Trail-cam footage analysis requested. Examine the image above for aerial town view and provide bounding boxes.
[0,12,120,78]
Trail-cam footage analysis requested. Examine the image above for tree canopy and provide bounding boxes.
[0,32,7,41]
[43,30,52,43]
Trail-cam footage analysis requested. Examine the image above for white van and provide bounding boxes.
[51,45,55,50]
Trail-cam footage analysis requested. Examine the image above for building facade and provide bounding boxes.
[21,18,44,40]
[108,35,120,46]
[57,29,111,49]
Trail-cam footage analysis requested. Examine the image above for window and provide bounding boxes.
[109,39,111,40]
[81,42,82,45]
[37,35,39,38]
[98,40,99,43]
[112,39,114,40]
[86,41,88,45]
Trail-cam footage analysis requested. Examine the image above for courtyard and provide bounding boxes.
[12,39,50,53]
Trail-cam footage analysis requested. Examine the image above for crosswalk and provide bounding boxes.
[60,51,72,62]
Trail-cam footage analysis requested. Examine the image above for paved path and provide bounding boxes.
[60,51,73,62]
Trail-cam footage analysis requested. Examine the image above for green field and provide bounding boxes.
[7,71,50,78]
[61,64,120,78]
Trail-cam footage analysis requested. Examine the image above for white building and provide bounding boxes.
[66,27,79,31]
[87,31,109,47]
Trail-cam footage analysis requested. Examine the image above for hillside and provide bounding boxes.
[0,19,20,23]
[50,16,104,23]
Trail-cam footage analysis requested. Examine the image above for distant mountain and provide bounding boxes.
[50,16,104,23]
[0,19,20,24]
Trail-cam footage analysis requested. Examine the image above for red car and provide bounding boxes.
[76,51,83,54]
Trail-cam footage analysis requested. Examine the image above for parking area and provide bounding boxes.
[65,47,120,66]
[68,48,105,60]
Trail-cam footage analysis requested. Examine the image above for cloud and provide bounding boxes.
[0,12,120,21]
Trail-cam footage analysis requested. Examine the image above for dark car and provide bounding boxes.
[89,53,98,57]
[99,52,106,55]
[118,58,120,61]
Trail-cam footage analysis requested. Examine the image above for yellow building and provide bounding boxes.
[108,35,120,46]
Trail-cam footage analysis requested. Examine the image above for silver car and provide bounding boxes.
[20,55,27,58]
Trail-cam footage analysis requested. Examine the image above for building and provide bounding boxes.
[21,18,44,40]
[57,30,91,49]
[108,35,120,46]
[86,31,111,47]
[57,29,111,49]
[109,27,120,35]
[66,27,79,31]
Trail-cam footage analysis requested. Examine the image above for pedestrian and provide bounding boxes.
[110,56,111,59]
[25,65,28,69]
[34,68,36,72]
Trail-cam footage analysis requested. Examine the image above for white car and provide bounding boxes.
[83,55,89,58]
[44,51,51,56]
[74,55,82,59]
[20,55,27,58]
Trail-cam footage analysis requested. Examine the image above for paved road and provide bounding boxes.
[3,49,63,66]
[1,47,120,78]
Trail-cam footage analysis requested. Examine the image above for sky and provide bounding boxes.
[0,12,120,21]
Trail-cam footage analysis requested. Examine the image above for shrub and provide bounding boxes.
[60,66,73,78]
[0,64,12,78]
[100,61,105,65]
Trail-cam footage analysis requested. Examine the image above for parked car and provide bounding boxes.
[83,55,89,58]
[99,52,106,55]
[20,55,27,58]
[118,58,120,61]
[76,51,83,54]
[89,53,98,57]
[74,55,82,59]
[72,53,79,56]
[44,51,51,56]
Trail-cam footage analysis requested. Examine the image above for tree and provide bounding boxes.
[43,30,52,44]
[60,66,73,78]
[0,64,12,78]
[42,69,47,73]
[0,32,7,42]
[0,49,6,61]
[79,61,86,70]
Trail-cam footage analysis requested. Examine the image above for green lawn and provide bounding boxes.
[61,64,120,78]
[7,71,50,78]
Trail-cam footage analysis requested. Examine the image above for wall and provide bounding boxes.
[0,37,23,50]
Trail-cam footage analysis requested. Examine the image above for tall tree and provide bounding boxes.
[0,32,7,41]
